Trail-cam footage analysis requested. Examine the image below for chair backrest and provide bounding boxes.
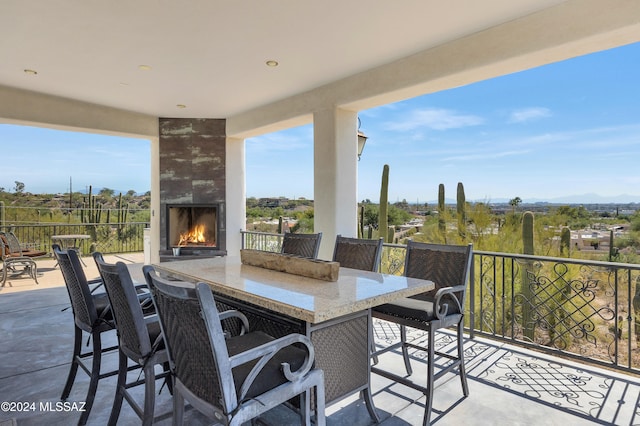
[332,235,383,272]
[53,244,99,331]
[1,231,22,257]
[404,241,473,309]
[4,231,47,258]
[0,235,10,260]
[143,266,235,411]
[93,252,152,359]
[281,232,322,258]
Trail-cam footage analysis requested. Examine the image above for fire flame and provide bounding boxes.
[178,224,207,246]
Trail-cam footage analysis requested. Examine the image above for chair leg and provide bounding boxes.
[142,364,156,426]
[107,349,128,426]
[27,262,39,284]
[457,322,469,397]
[163,361,173,395]
[79,332,102,425]
[369,314,379,365]
[315,380,326,426]
[61,325,82,400]
[423,328,435,426]
[299,391,311,426]
[172,387,185,426]
[362,387,380,423]
[400,325,413,375]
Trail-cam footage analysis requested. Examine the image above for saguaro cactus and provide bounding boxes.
[81,185,103,242]
[560,227,571,257]
[457,182,466,239]
[379,165,389,243]
[438,183,446,243]
[522,211,535,340]
[609,229,619,262]
[522,211,534,256]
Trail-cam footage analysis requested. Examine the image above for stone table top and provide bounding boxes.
[152,256,434,324]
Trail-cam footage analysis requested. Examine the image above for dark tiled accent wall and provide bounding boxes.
[159,118,226,253]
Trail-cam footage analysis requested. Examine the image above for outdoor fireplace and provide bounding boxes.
[166,204,222,257]
[159,118,227,261]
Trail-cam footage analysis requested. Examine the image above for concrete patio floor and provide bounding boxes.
[2,254,640,425]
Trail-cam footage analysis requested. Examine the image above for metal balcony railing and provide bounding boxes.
[241,230,283,252]
[470,251,640,375]
[3,222,149,255]
[241,230,640,376]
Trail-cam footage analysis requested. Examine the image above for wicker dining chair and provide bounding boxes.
[93,253,171,426]
[143,266,326,426]
[332,234,384,421]
[332,235,383,272]
[53,244,118,426]
[371,241,473,426]
[281,232,322,258]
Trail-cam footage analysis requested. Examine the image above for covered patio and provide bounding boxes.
[2,257,639,425]
[2,1,640,425]
[2,1,640,261]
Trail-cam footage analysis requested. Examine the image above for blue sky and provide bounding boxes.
[0,126,150,195]
[2,42,639,203]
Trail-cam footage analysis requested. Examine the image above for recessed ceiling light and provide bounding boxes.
[138,65,152,71]
[24,69,38,75]
[176,104,187,109]
[265,60,279,67]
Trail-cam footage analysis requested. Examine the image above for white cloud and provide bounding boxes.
[384,108,484,131]
[508,107,552,123]
[443,149,530,162]
[246,126,313,153]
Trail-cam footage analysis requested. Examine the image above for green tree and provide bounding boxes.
[509,196,522,213]
[393,199,410,212]
[14,181,25,194]
[363,204,379,228]
[468,202,492,243]
[291,209,314,233]
[99,187,115,199]
[387,205,412,226]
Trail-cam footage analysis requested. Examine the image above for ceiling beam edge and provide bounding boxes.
[0,85,158,139]
[227,0,640,138]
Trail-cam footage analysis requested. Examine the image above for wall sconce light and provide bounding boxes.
[357,117,368,161]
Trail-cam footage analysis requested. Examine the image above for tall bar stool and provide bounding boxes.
[371,241,473,425]
[53,244,117,425]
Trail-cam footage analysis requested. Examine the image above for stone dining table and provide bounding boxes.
[152,255,434,421]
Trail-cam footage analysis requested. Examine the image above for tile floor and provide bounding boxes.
[1,254,639,425]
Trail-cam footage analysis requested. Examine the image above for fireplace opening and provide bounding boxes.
[167,204,218,250]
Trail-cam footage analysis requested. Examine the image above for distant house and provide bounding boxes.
[258,198,286,208]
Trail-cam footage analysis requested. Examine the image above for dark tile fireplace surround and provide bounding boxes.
[159,118,227,261]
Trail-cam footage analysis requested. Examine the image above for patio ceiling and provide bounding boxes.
[4,0,639,138]
[2,0,563,117]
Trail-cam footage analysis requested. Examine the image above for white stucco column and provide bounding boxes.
[313,108,358,260]
[226,136,246,256]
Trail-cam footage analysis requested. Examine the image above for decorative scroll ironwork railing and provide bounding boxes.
[3,222,148,255]
[471,251,640,375]
[241,231,640,375]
